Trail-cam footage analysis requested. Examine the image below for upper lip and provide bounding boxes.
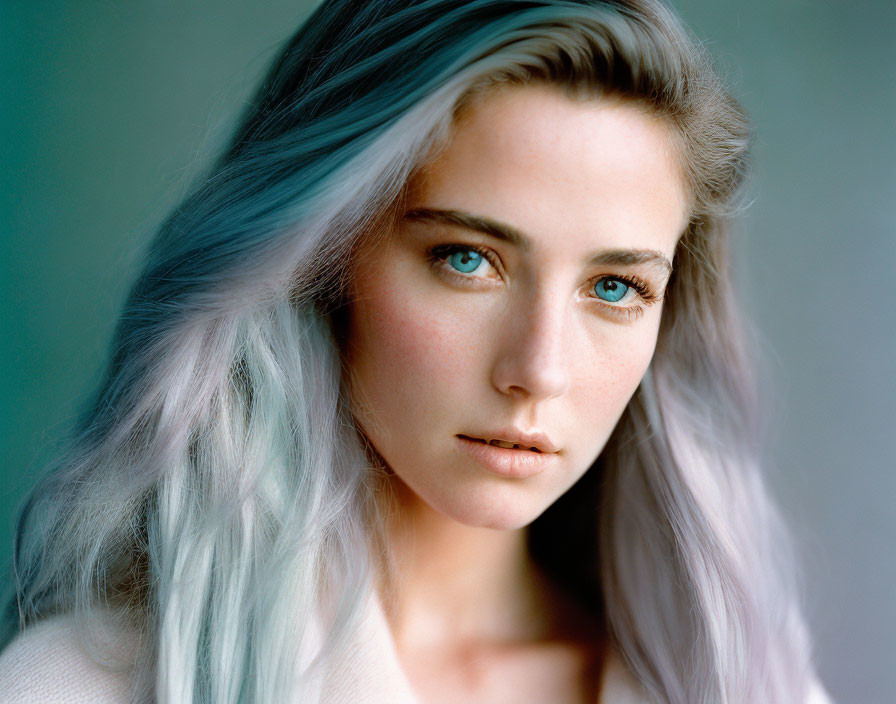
[459,428,560,454]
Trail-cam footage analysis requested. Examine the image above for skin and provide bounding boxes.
[342,83,690,702]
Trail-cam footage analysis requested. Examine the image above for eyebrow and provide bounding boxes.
[403,207,673,275]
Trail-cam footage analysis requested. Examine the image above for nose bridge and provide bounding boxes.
[491,283,571,401]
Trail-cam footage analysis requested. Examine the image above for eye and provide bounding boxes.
[425,243,502,284]
[593,277,636,304]
[594,276,634,303]
[425,244,662,320]
[446,248,485,273]
[588,274,660,321]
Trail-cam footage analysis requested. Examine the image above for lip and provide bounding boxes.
[456,435,560,479]
[458,429,560,454]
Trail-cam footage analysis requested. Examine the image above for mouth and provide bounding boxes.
[455,434,558,478]
[457,434,546,453]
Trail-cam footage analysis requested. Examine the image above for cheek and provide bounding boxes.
[572,317,660,429]
[345,272,482,428]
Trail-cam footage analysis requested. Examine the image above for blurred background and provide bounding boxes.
[1,1,893,700]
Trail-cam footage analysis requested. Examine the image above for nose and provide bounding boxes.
[490,290,571,402]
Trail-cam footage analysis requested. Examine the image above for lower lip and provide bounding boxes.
[456,435,559,479]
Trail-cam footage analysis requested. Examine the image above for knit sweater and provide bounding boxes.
[0,593,835,703]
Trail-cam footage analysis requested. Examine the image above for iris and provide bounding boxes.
[447,249,484,273]
[595,277,628,303]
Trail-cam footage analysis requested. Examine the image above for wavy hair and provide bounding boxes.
[3,0,822,702]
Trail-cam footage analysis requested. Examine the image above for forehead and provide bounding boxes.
[408,83,690,262]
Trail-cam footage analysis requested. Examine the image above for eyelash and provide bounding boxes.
[424,243,661,321]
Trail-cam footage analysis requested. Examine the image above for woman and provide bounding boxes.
[0,0,833,702]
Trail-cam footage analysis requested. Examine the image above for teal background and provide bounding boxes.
[2,1,893,700]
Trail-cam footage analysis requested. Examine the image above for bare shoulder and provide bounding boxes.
[0,612,138,704]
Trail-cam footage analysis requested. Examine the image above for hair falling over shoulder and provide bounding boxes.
[3,1,824,702]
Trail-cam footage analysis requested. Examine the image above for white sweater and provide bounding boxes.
[0,593,835,703]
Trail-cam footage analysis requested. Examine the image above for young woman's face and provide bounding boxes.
[344,84,689,530]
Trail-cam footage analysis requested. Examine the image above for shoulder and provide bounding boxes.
[0,612,137,704]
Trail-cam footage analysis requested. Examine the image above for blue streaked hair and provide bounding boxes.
[3,1,823,702]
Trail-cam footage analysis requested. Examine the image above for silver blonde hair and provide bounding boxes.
[3,1,823,702]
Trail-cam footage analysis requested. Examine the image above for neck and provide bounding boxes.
[373,474,568,652]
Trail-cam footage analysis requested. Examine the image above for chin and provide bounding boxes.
[436,493,548,531]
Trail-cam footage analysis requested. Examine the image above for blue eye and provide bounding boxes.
[446,249,484,273]
[594,277,629,303]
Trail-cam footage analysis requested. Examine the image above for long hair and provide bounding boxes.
[3,1,822,702]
